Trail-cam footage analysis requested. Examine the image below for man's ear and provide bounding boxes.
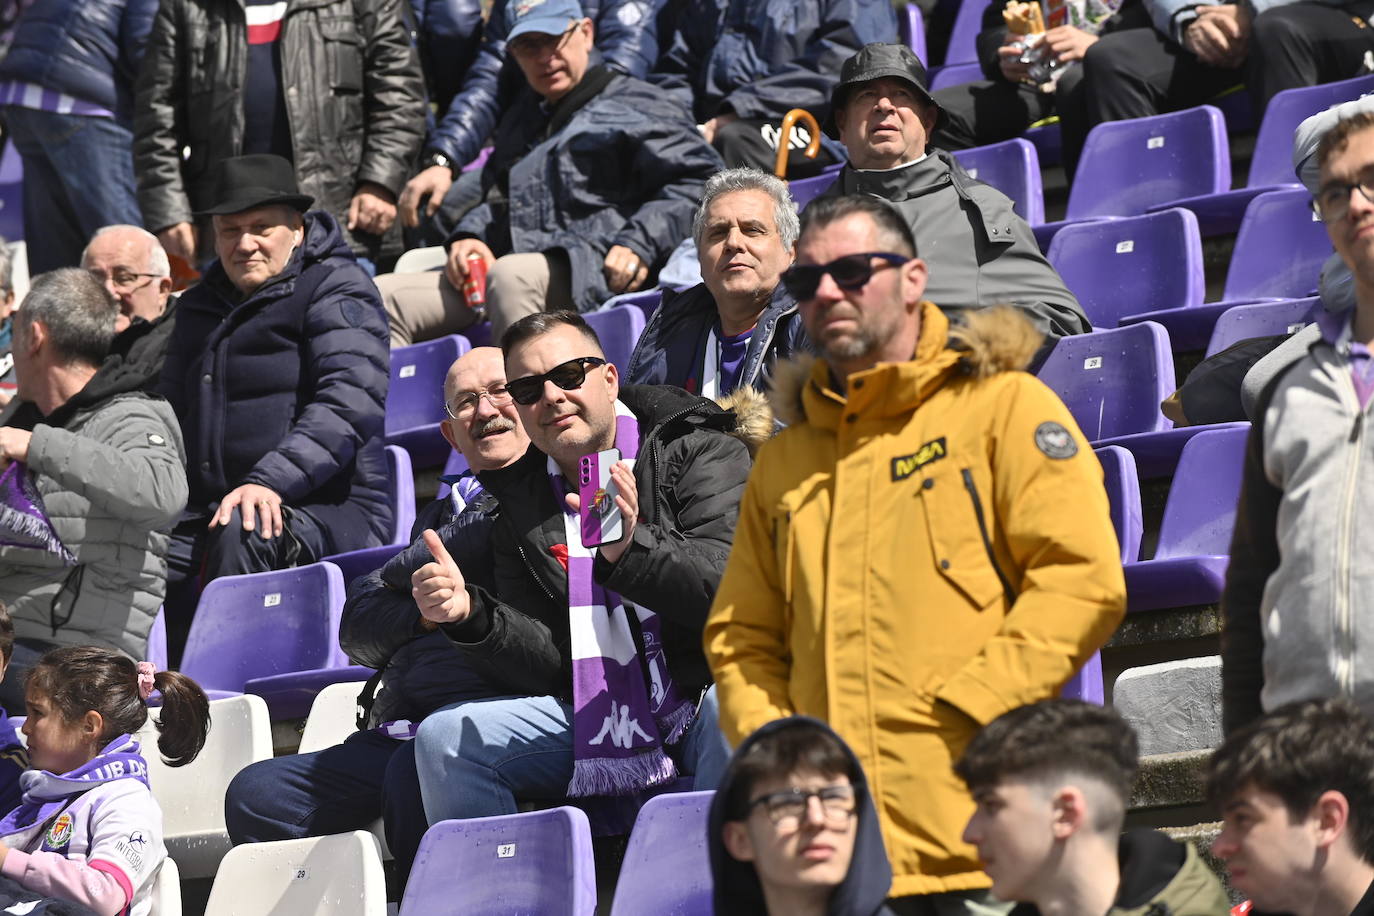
[602,358,620,403]
[1050,786,1087,840]
[919,101,940,137]
[902,256,929,309]
[722,821,757,863]
[23,318,45,356]
[1312,790,1351,851]
[439,417,462,455]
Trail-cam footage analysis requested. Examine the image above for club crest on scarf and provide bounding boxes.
[551,401,696,797]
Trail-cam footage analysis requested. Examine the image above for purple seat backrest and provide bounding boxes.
[1155,426,1250,559]
[929,60,984,91]
[1223,188,1332,301]
[1249,74,1374,188]
[619,289,666,320]
[789,171,839,211]
[945,0,991,65]
[147,607,168,671]
[181,561,347,692]
[1067,106,1230,221]
[1046,208,1204,328]
[325,543,405,593]
[1206,297,1320,357]
[952,138,1044,225]
[1095,445,1143,564]
[384,445,416,545]
[400,808,597,916]
[0,142,22,242]
[586,305,647,371]
[900,2,928,62]
[385,334,471,436]
[435,447,471,501]
[1035,322,1175,441]
[609,791,715,916]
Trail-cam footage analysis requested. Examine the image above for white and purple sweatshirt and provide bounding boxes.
[0,736,165,916]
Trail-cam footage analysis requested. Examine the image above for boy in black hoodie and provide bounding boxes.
[955,699,1228,916]
[709,716,895,916]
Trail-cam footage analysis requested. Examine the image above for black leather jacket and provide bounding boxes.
[133,0,426,260]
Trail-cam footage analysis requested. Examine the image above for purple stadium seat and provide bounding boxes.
[147,607,168,671]
[1062,655,1104,704]
[400,808,597,916]
[0,141,22,243]
[618,289,666,320]
[789,170,839,210]
[586,304,647,371]
[1034,105,1231,250]
[942,0,991,66]
[181,562,348,699]
[1047,209,1204,329]
[1097,445,1143,565]
[243,665,375,720]
[1123,426,1249,612]
[1149,74,1374,236]
[386,334,472,468]
[900,2,928,63]
[1023,119,1062,168]
[1205,297,1320,357]
[321,543,406,591]
[929,60,984,92]
[1036,322,1174,442]
[952,138,1044,225]
[384,444,416,546]
[1121,188,1332,350]
[609,790,715,916]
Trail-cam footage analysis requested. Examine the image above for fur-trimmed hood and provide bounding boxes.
[768,303,1042,427]
[714,385,774,456]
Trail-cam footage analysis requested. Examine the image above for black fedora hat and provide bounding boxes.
[827,43,946,137]
[194,154,315,217]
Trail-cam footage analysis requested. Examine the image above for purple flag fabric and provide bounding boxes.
[0,462,74,564]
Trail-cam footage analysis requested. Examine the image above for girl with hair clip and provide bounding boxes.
[0,646,209,915]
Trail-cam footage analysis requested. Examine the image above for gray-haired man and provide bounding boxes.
[625,168,809,397]
[80,224,176,387]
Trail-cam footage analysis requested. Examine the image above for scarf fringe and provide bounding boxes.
[567,749,678,798]
[657,700,696,746]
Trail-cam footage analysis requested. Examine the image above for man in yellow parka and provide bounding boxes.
[704,194,1126,914]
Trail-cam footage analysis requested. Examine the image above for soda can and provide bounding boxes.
[463,254,488,312]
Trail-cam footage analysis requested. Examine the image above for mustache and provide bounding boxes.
[474,416,516,437]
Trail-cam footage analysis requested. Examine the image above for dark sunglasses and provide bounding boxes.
[506,356,607,405]
[781,252,910,301]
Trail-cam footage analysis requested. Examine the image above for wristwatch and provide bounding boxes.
[424,151,455,175]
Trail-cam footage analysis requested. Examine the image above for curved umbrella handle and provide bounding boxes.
[774,108,822,179]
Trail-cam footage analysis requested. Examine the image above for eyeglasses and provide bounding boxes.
[747,785,857,831]
[508,21,579,58]
[780,252,909,301]
[445,384,514,419]
[88,268,162,292]
[506,356,606,405]
[1314,179,1374,222]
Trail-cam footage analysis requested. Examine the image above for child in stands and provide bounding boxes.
[0,646,208,915]
[0,601,27,815]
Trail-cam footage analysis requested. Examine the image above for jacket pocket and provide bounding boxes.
[319,16,364,94]
[919,465,1011,610]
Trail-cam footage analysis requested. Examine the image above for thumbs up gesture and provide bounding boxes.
[412,529,471,625]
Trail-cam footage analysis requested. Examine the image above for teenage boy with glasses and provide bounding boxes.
[408,309,771,827]
[706,193,1125,913]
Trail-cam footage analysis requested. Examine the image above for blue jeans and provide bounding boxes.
[2,106,141,273]
[224,729,429,884]
[413,686,732,823]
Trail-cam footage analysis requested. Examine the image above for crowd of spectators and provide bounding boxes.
[0,0,1371,912]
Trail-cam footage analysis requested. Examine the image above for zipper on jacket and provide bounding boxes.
[1335,399,1365,696]
[961,469,1017,607]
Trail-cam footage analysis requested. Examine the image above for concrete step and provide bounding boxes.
[1115,656,1222,756]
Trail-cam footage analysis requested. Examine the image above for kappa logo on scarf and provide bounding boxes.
[44,812,73,851]
[892,437,947,480]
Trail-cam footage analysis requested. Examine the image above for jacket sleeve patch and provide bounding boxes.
[1034,421,1078,459]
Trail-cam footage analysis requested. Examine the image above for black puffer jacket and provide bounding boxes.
[437,385,757,698]
[339,483,504,726]
[133,0,426,260]
[156,211,391,551]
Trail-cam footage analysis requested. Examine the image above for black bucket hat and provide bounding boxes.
[828,43,946,136]
[194,154,315,217]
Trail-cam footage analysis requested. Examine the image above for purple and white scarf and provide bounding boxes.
[0,734,148,845]
[0,462,75,564]
[551,401,695,797]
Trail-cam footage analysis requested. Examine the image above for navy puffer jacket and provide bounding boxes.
[155,211,392,551]
[0,0,157,121]
[409,0,484,114]
[423,0,666,167]
[650,0,898,124]
[452,70,722,313]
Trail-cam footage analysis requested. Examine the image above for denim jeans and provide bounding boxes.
[413,685,733,823]
[2,106,142,274]
[224,729,429,884]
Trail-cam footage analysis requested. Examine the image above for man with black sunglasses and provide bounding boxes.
[822,43,1088,363]
[406,309,771,828]
[706,194,1125,914]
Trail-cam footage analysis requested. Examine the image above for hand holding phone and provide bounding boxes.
[578,449,624,548]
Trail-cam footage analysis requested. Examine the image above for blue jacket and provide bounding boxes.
[0,0,157,121]
[650,0,898,124]
[625,282,810,395]
[340,484,505,725]
[409,0,484,115]
[155,211,392,550]
[453,68,722,313]
[423,0,667,167]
